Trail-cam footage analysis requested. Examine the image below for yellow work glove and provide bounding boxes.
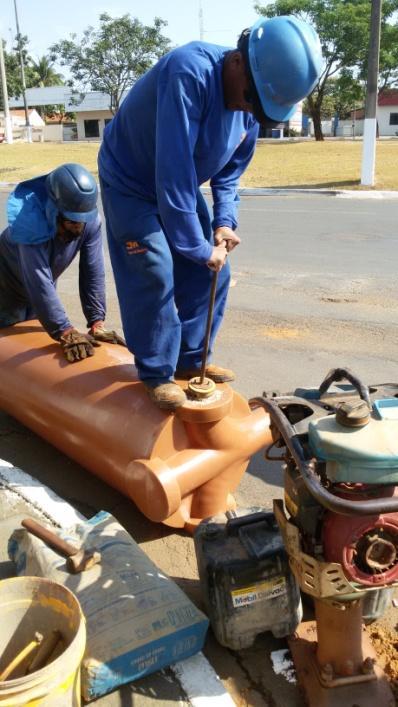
[88,322,126,346]
[59,328,100,363]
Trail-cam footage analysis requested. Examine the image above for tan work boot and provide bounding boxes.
[176,364,235,383]
[143,381,187,410]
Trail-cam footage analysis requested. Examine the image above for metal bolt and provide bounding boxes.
[361,657,376,675]
[341,659,355,677]
[320,663,334,682]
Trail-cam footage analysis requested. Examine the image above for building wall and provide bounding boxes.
[289,103,303,133]
[76,110,113,141]
[334,107,398,138]
[309,108,398,138]
[9,109,45,127]
[378,106,398,136]
[335,119,363,138]
[43,124,63,142]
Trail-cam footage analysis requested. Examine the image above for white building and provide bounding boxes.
[0,108,45,141]
[9,108,45,127]
[9,85,305,142]
[308,90,398,138]
[9,87,122,141]
[67,92,114,141]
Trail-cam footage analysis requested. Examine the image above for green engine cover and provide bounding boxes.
[308,409,398,484]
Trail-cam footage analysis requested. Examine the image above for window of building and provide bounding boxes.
[84,119,100,138]
[389,113,398,125]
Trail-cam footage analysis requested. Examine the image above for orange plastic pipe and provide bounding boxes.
[0,322,271,529]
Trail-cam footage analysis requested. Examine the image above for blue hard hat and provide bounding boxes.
[247,16,323,123]
[46,163,98,222]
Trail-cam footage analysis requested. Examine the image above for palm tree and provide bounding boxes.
[28,55,64,120]
[30,55,63,88]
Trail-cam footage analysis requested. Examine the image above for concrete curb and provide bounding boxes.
[2,182,397,200]
[0,460,235,705]
[201,186,398,199]
[0,460,85,528]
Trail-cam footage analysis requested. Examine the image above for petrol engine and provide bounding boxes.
[252,368,398,707]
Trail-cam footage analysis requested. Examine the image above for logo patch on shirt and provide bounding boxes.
[125,240,148,255]
[236,131,247,149]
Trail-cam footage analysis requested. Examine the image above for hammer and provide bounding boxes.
[187,270,218,399]
[21,518,101,573]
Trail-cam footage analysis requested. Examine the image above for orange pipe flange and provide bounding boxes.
[0,322,271,528]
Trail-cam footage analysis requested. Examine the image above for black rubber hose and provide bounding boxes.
[250,396,398,517]
[318,367,372,408]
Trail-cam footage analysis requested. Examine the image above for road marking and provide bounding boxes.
[0,460,85,527]
[271,649,296,684]
[172,653,236,706]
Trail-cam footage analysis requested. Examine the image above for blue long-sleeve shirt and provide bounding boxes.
[98,42,259,264]
[0,216,106,340]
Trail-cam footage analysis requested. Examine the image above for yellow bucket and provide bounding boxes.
[0,577,86,706]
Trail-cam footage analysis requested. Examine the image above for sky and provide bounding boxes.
[1,0,266,63]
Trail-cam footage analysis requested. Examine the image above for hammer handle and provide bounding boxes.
[199,270,218,385]
[22,518,79,558]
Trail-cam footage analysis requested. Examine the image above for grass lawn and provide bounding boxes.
[0,139,397,190]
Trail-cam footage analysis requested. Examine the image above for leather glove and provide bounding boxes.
[59,328,100,363]
[88,322,126,346]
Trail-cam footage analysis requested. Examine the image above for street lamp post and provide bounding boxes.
[361,0,383,186]
[0,36,13,144]
[13,0,32,143]
[199,0,204,41]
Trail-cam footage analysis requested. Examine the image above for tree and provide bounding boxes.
[303,72,364,136]
[330,72,364,117]
[50,13,171,114]
[375,16,398,89]
[255,0,398,140]
[0,35,31,105]
[30,56,63,88]
[26,55,65,120]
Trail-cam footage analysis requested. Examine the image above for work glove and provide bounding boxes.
[88,321,126,346]
[59,328,100,363]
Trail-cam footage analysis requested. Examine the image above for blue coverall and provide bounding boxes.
[0,176,106,339]
[98,41,259,382]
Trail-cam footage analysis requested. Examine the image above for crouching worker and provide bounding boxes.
[0,163,125,362]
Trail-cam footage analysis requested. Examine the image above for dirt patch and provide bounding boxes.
[261,326,303,340]
[368,626,398,700]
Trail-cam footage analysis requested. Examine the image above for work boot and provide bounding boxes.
[176,364,235,383]
[143,381,187,410]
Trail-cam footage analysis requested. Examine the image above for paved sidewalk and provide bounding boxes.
[0,469,232,707]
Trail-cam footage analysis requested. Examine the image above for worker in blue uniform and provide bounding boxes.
[99,16,323,410]
[0,163,124,362]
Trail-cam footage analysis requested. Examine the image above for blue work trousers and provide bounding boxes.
[100,179,230,382]
[0,287,35,328]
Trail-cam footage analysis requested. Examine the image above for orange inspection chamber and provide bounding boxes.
[0,322,271,530]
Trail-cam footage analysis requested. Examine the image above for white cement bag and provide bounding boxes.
[8,511,208,701]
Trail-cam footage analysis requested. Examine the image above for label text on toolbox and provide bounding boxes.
[231,577,287,608]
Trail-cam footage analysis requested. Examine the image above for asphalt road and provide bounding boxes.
[0,191,397,705]
[2,191,396,394]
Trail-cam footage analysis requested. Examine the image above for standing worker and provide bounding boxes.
[99,16,323,410]
[0,163,124,362]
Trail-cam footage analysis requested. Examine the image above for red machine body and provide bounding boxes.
[322,508,398,587]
